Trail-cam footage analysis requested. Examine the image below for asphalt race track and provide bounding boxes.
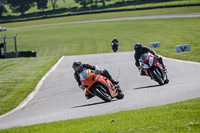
[0,51,200,129]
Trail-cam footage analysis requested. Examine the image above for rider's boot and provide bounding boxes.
[115,85,121,93]
[162,63,167,71]
[158,57,167,71]
[140,70,147,76]
[102,69,119,85]
[111,79,119,85]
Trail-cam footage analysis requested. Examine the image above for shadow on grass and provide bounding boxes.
[133,84,160,90]
[72,99,117,108]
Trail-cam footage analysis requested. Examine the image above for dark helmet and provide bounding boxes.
[134,43,143,52]
[72,60,83,72]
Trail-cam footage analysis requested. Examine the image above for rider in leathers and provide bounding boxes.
[111,37,119,51]
[72,60,119,99]
[134,43,166,76]
[111,37,119,45]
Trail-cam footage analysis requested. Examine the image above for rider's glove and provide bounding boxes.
[79,85,84,91]
[154,54,159,59]
[95,70,100,74]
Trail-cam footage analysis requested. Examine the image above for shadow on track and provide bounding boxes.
[133,84,160,90]
[72,99,117,108]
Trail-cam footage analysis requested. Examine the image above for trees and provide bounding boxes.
[35,0,48,11]
[74,0,93,8]
[96,0,111,7]
[0,0,7,17]
[49,0,58,10]
[7,0,35,15]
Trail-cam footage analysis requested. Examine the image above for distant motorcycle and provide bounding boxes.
[140,53,169,85]
[79,69,124,102]
[111,42,119,52]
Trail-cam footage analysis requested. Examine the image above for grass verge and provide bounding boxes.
[0,57,60,115]
[0,98,199,132]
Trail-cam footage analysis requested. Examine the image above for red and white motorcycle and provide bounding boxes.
[140,53,169,85]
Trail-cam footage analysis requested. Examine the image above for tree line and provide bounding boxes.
[0,0,182,17]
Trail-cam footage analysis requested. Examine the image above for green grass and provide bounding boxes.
[0,57,59,115]
[0,98,199,132]
[3,16,200,60]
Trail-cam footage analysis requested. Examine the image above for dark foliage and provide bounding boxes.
[7,0,35,15]
[35,0,48,11]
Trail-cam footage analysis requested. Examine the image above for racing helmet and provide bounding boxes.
[134,43,143,52]
[72,60,83,72]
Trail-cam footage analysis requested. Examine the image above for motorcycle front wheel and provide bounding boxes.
[150,69,164,85]
[93,85,112,102]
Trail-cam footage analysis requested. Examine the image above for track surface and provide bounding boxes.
[0,52,200,129]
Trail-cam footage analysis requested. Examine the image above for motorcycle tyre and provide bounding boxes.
[164,79,169,84]
[115,85,124,99]
[112,49,118,53]
[93,85,112,102]
[150,69,164,85]
[116,88,124,99]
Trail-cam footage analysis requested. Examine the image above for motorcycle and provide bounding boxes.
[140,53,169,85]
[111,42,119,52]
[79,69,124,102]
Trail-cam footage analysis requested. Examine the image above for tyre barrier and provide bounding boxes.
[0,51,37,58]
[18,51,36,57]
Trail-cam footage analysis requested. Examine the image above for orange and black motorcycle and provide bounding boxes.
[79,69,124,102]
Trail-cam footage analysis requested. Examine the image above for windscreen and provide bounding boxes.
[79,69,89,80]
[140,53,148,62]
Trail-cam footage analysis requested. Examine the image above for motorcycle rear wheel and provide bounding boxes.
[116,88,124,99]
[93,85,112,102]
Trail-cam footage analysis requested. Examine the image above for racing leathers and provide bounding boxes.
[111,39,119,51]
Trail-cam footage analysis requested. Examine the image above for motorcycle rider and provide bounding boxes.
[134,43,166,76]
[72,60,119,99]
[111,37,119,45]
[111,37,119,51]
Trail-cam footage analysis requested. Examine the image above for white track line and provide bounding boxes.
[162,56,200,65]
[0,56,64,119]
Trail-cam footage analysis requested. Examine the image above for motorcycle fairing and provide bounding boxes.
[95,76,117,98]
[80,69,118,98]
[149,57,154,67]
[152,58,163,70]
[79,68,90,80]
